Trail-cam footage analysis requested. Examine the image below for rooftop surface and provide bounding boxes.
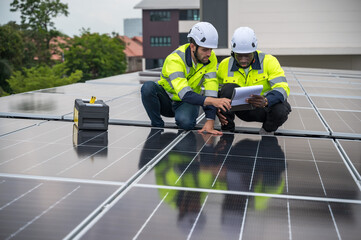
[0,66,361,239]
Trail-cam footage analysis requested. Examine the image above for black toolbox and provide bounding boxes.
[74,98,109,130]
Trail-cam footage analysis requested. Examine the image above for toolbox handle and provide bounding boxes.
[85,103,103,107]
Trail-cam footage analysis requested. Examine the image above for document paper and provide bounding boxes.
[231,85,263,106]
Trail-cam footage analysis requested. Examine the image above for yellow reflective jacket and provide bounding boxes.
[217,51,290,103]
[158,44,218,102]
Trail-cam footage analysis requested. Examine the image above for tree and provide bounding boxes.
[10,0,69,64]
[0,21,38,70]
[0,22,24,68]
[0,59,12,95]
[7,63,82,93]
[64,30,127,81]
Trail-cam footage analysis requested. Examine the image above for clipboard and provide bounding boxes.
[230,85,263,111]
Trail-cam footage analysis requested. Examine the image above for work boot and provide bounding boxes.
[259,127,274,136]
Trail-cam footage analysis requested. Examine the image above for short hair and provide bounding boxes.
[188,37,198,46]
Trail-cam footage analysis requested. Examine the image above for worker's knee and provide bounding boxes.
[141,81,157,97]
[268,101,291,125]
[219,83,240,99]
[175,116,196,130]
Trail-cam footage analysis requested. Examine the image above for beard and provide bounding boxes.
[195,50,209,64]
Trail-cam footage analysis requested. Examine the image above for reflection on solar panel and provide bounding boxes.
[0,67,360,239]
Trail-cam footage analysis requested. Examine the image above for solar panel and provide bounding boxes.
[287,82,305,94]
[0,177,119,240]
[0,67,360,239]
[76,184,361,239]
[0,118,45,136]
[319,110,361,138]
[0,122,180,182]
[0,82,140,120]
[337,139,361,180]
[310,96,361,111]
[206,106,330,136]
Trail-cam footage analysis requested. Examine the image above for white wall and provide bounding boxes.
[179,20,199,33]
[221,0,361,56]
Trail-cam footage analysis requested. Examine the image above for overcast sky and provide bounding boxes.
[0,0,142,36]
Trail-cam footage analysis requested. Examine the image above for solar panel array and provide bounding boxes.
[0,67,360,240]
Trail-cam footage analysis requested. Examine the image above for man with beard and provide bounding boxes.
[141,22,231,134]
[217,27,291,135]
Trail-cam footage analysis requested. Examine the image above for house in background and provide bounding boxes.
[118,36,143,73]
[50,36,70,62]
[134,0,200,69]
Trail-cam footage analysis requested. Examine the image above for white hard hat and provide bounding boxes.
[187,22,218,49]
[231,27,258,53]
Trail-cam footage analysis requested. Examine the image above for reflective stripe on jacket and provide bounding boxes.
[217,51,290,101]
[158,44,218,101]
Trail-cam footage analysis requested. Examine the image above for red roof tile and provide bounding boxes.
[118,36,143,57]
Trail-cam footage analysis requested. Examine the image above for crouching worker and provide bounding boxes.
[217,27,291,135]
[141,22,231,134]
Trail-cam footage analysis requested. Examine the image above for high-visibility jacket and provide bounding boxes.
[217,51,290,106]
[157,44,218,119]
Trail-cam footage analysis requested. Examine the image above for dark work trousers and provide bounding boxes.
[219,83,292,132]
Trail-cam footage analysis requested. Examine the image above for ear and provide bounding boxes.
[189,42,196,51]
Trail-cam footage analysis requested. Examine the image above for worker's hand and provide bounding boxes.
[216,109,228,126]
[197,119,223,135]
[204,97,231,112]
[246,95,267,108]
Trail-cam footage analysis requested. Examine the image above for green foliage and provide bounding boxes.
[0,23,24,68]
[64,30,127,81]
[1,1,129,96]
[10,0,69,64]
[0,86,10,97]
[0,59,13,94]
[0,21,37,69]
[7,63,82,93]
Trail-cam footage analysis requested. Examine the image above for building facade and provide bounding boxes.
[135,0,200,69]
[202,0,361,70]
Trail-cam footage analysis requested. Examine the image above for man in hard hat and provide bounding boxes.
[217,27,291,134]
[141,22,231,134]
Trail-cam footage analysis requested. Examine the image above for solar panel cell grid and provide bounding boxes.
[0,67,360,239]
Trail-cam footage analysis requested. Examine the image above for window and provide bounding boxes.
[153,59,165,68]
[150,36,171,47]
[179,9,200,20]
[150,11,171,21]
[146,59,165,69]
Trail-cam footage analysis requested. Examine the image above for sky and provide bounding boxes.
[0,0,142,37]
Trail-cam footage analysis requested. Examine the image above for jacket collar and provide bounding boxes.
[185,45,193,67]
[230,51,261,71]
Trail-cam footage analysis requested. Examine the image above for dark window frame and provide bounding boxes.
[179,9,200,20]
[150,36,171,47]
[150,11,171,21]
